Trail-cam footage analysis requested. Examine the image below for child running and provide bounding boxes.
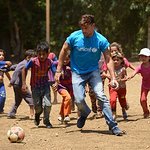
[128,48,150,118]
[106,52,129,120]
[22,41,55,128]
[7,49,35,119]
[56,54,73,124]
[0,49,12,113]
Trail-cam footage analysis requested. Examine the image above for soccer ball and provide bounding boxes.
[7,126,25,143]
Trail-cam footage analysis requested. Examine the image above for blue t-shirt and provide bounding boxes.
[66,30,110,74]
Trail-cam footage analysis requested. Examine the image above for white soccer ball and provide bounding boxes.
[7,126,25,143]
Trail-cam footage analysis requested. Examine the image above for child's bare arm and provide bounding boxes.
[5,72,11,81]
[129,63,135,70]
[127,71,137,80]
[22,67,28,93]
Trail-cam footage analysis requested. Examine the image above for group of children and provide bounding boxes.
[0,41,150,129]
[90,42,150,121]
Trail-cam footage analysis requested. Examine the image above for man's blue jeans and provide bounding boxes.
[72,69,117,129]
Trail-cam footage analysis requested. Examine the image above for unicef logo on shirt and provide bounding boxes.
[91,48,97,53]
[78,47,97,53]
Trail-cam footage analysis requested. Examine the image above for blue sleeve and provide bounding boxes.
[0,61,6,68]
[53,56,58,61]
[25,60,33,70]
[98,34,110,52]
[66,31,79,49]
[51,62,57,73]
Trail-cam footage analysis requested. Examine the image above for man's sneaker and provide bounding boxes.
[111,127,123,136]
[122,109,128,120]
[34,114,40,126]
[46,122,53,129]
[64,116,70,122]
[77,116,87,128]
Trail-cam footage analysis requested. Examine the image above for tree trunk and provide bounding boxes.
[7,0,21,62]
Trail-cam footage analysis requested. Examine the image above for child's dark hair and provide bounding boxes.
[112,52,125,66]
[110,42,124,56]
[24,49,36,58]
[36,41,49,53]
[0,49,6,56]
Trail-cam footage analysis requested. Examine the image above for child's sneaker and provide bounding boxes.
[29,115,34,120]
[64,116,70,122]
[95,111,103,119]
[46,122,53,128]
[34,114,40,126]
[7,115,16,119]
[144,113,149,119]
[58,116,63,123]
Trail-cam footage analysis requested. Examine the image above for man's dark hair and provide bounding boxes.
[36,41,49,53]
[79,14,95,26]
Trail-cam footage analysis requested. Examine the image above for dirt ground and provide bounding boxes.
[1,62,150,150]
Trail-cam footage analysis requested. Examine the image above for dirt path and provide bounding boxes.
[0,62,150,150]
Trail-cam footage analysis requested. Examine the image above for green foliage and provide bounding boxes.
[0,0,149,60]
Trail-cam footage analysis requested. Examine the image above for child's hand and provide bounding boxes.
[85,85,89,93]
[51,82,58,92]
[6,61,12,67]
[22,84,28,93]
[8,83,12,87]
[127,76,133,81]
[55,72,61,83]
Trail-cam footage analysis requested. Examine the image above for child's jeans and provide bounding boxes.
[0,83,6,113]
[8,84,33,117]
[32,85,51,124]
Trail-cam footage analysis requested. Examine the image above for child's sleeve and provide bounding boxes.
[25,60,33,70]
[51,61,58,74]
[0,61,7,68]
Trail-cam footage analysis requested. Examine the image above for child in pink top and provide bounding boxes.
[128,48,150,118]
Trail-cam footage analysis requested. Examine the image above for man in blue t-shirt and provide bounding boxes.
[55,14,124,136]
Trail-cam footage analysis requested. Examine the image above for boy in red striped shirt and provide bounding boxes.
[22,41,55,128]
